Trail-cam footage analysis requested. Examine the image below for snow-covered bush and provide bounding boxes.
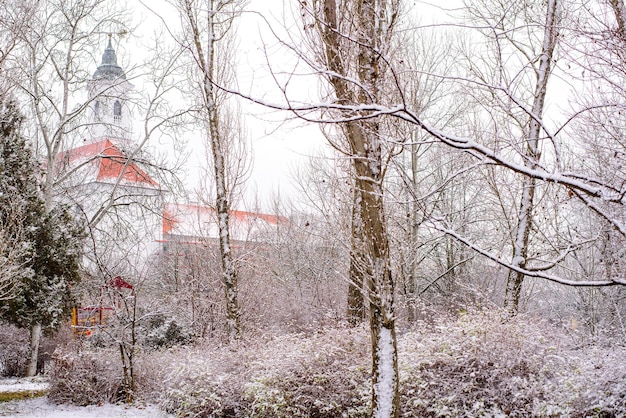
[153,326,371,417]
[397,308,626,417]
[45,309,625,416]
[143,314,194,349]
[145,310,625,417]
[398,309,557,416]
[242,328,370,417]
[0,323,28,376]
[0,322,70,376]
[47,348,122,405]
[560,345,626,417]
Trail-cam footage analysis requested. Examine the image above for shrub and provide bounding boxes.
[47,309,626,417]
[397,308,626,417]
[0,322,71,377]
[564,345,626,418]
[47,347,122,405]
[152,310,626,417]
[144,314,194,349]
[154,326,371,417]
[242,328,370,418]
[0,323,29,376]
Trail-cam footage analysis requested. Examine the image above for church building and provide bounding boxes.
[61,38,285,283]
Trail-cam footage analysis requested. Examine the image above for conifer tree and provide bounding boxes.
[0,98,39,297]
[0,96,83,376]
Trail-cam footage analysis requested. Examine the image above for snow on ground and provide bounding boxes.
[0,377,48,393]
[0,397,173,418]
[0,377,172,418]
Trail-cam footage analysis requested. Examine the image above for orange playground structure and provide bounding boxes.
[71,276,134,337]
[71,306,115,337]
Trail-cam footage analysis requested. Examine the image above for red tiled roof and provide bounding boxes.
[162,209,176,235]
[230,210,287,225]
[162,202,288,240]
[59,139,159,187]
[163,203,287,226]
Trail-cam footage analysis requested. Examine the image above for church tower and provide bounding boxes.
[87,35,134,147]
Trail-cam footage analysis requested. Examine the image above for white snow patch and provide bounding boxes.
[0,377,48,393]
[0,397,172,418]
[373,326,395,418]
[511,255,524,267]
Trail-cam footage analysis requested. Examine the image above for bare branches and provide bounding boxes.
[432,219,626,287]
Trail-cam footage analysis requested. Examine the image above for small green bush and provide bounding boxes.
[144,315,194,349]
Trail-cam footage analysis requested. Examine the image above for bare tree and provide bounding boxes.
[261,1,626,292]
[495,0,560,314]
[244,3,626,412]
[166,0,249,340]
[386,27,477,320]
[296,0,403,415]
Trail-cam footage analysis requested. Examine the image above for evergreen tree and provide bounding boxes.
[0,97,39,297]
[0,96,83,375]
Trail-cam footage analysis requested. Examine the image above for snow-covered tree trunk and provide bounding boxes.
[205,0,240,341]
[347,187,366,324]
[316,0,400,415]
[504,0,558,315]
[358,173,398,418]
[25,322,41,377]
[180,0,243,340]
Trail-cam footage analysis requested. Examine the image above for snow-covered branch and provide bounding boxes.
[430,218,626,287]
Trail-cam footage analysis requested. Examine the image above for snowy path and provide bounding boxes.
[0,397,173,417]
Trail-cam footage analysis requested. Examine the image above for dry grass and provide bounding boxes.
[0,389,48,403]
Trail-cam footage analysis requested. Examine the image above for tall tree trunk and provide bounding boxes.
[347,186,366,324]
[406,140,421,322]
[25,322,41,377]
[504,0,558,315]
[213,149,240,339]
[355,1,399,411]
[206,3,240,341]
[184,0,241,339]
[504,175,536,314]
[318,0,400,414]
[354,164,398,418]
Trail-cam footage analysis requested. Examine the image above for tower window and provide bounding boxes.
[113,100,122,121]
[95,101,101,120]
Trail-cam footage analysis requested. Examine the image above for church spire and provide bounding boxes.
[93,34,126,80]
[87,34,134,145]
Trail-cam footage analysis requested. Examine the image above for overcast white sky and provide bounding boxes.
[124,0,496,213]
[124,1,328,213]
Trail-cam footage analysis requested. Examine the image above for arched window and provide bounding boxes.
[94,101,101,120]
[113,100,122,121]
